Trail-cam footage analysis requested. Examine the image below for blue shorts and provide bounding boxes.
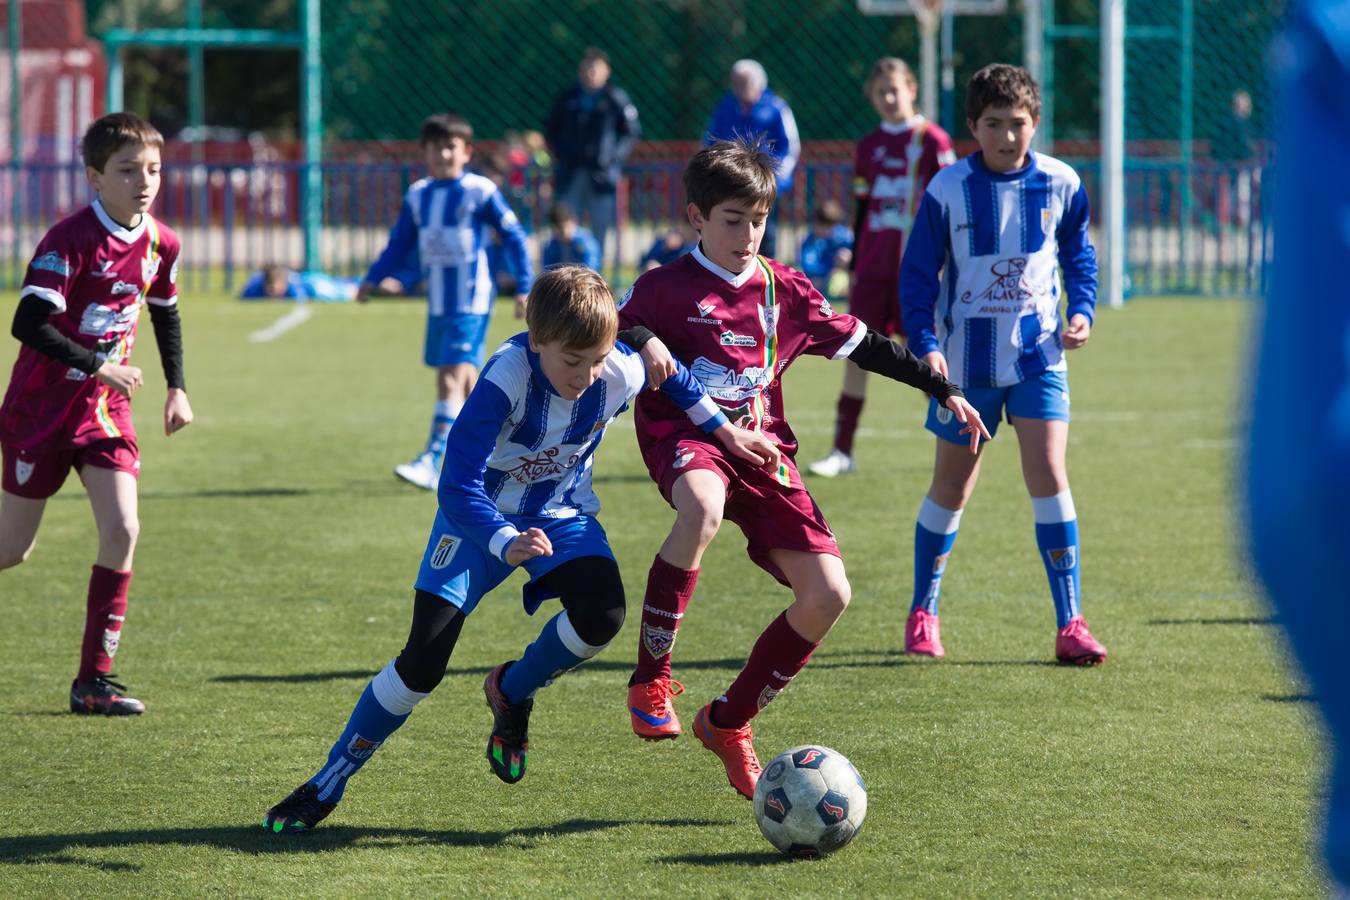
[926,369,1070,444]
[413,512,615,616]
[425,313,490,368]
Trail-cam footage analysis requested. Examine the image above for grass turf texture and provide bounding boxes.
[0,293,1324,896]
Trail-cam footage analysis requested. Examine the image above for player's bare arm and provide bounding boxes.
[95,361,144,398]
[1062,313,1091,349]
[923,350,949,379]
[713,422,781,470]
[942,395,992,454]
[164,388,193,436]
[505,526,553,565]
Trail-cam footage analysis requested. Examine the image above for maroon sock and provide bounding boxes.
[631,555,699,684]
[78,565,131,683]
[834,394,865,456]
[713,612,819,729]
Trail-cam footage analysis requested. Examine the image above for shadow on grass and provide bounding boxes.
[211,658,757,684]
[808,650,1061,669]
[1263,693,1315,703]
[1147,616,1276,626]
[0,816,727,867]
[662,850,789,867]
[138,487,313,500]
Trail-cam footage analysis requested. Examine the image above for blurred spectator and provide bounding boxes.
[545,47,640,273]
[240,264,359,302]
[1211,88,1260,239]
[542,204,602,271]
[798,199,853,299]
[640,219,698,273]
[704,59,801,258]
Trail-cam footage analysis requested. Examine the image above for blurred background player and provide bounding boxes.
[0,112,192,716]
[540,203,601,271]
[1247,0,1350,888]
[797,199,853,299]
[619,139,986,799]
[809,57,954,478]
[639,219,698,273]
[899,64,1106,665]
[545,47,641,274]
[357,113,533,491]
[703,59,800,259]
[261,266,777,833]
[238,264,359,302]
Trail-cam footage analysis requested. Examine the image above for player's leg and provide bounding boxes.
[74,460,145,715]
[629,463,729,740]
[396,311,482,490]
[1,443,68,570]
[0,491,45,571]
[694,549,848,800]
[906,392,997,656]
[810,361,866,478]
[1007,370,1106,664]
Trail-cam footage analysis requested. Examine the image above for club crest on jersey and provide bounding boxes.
[672,447,696,469]
[1041,208,1054,235]
[641,622,677,658]
[14,459,34,485]
[31,251,71,276]
[1048,548,1076,571]
[932,552,949,575]
[429,534,461,569]
[141,253,161,285]
[102,628,121,658]
[936,406,954,425]
[719,330,757,347]
[346,734,382,759]
[169,259,179,285]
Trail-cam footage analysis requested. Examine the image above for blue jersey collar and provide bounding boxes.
[970,150,1038,182]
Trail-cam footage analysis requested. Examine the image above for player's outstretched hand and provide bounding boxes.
[164,388,194,436]
[506,527,553,566]
[96,362,144,398]
[514,293,529,320]
[714,422,781,471]
[355,282,373,304]
[638,335,678,389]
[1062,313,1092,349]
[944,396,992,455]
[923,350,949,379]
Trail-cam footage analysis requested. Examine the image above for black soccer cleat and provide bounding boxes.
[70,674,145,716]
[262,783,337,835]
[484,662,532,784]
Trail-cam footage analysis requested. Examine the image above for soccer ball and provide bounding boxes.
[753,745,867,859]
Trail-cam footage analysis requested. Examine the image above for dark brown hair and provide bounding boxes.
[527,265,618,350]
[683,138,778,217]
[420,113,473,147]
[80,112,163,172]
[965,63,1041,122]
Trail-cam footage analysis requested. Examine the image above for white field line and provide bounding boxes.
[249,305,314,343]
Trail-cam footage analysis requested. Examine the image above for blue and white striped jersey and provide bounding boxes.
[900,151,1098,388]
[439,334,727,562]
[365,173,534,317]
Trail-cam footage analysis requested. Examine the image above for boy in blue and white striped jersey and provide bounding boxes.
[262,266,779,833]
[899,63,1107,665]
[358,113,535,492]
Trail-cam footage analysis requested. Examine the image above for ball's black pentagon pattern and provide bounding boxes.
[815,789,849,825]
[791,747,828,769]
[762,786,791,823]
[764,759,787,782]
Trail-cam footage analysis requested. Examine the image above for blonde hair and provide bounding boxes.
[526,265,618,349]
[864,57,917,100]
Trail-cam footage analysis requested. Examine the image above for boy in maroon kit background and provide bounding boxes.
[0,112,192,715]
[618,138,988,798]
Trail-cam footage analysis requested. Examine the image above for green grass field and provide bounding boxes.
[0,293,1325,897]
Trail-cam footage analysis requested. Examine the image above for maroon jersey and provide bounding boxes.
[0,200,181,452]
[618,246,866,458]
[852,117,954,282]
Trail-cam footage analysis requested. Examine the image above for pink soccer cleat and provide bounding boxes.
[1055,616,1107,666]
[692,704,762,800]
[904,609,945,657]
[628,677,685,740]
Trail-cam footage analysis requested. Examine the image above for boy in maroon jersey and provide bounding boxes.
[809,57,956,479]
[618,138,988,798]
[0,112,191,715]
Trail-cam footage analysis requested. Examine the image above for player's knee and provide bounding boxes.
[99,515,139,554]
[561,560,626,647]
[0,539,34,570]
[674,500,723,547]
[808,581,851,620]
[393,649,446,694]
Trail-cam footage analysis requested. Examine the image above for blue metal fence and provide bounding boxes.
[1,157,1272,297]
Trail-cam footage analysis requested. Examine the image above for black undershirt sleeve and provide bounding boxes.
[146,302,186,390]
[848,197,868,272]
[847,329,963,404]
[10,294,102,374]
[617,325,655,351]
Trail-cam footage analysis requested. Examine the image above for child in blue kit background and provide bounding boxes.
[262,265,779,832]
[357,113,534,491]
[898,63,1107,665]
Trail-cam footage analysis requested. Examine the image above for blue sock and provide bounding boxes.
[911,497,963,615]
[308,661,428,804]
[425,400,459,466]
[500,610,606,704]
[1033,491,1082,628]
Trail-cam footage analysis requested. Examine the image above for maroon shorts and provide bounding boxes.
[642,433,840,586]
[849,276,904,338]
[1,437,140,500]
